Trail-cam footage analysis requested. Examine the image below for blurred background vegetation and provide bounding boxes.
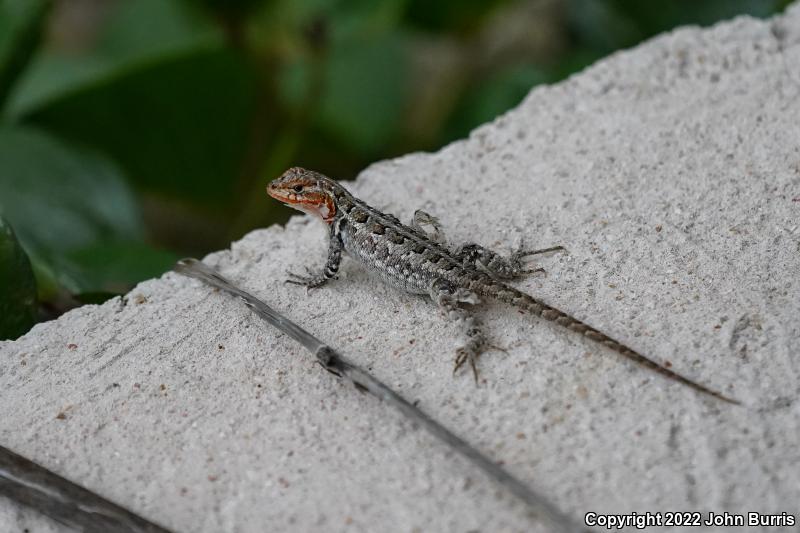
[0,0,792,339]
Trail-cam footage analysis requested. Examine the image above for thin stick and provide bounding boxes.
[0,445,172,533]
[174,258,588,533]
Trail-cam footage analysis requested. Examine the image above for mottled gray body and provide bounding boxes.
[270,167,737,404]
[336,193,472,294]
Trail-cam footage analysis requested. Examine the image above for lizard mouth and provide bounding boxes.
[266,182,336,222]
[266,187,299,205]
[266,182,284,201]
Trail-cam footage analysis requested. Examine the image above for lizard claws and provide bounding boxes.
[508,244,564,278]
[520,267,547,277]
[486,343,509,355]
[284,268,331,290]
[515,245,566,258]
[453,348,480,383]
[453,341,508,383]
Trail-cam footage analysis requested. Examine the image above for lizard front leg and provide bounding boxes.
[456,243,564,280]
[286,223,344,289]
[429,278,488,382]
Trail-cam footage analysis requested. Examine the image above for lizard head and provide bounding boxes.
[267,167,340,223]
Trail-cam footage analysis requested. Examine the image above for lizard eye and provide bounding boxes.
[292,185,304,193]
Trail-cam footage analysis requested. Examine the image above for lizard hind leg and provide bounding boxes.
[285,268,332,289]
[456,242,565,280]
[411,209,447,244]
[429,278,488,382]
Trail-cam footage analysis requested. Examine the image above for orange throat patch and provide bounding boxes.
[276,194,336,223]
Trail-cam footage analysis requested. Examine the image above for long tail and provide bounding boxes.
[480,282,739,405]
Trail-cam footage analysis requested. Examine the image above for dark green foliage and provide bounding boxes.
[444,65,550,143]
[64,241,179,293]
[317,34,408,154]
[0,0,789,338]
[566,0,791,54]
[0,216,37,339]
[0,0,50,112]
[0,127,177,296]
[0,127,141,258]
[405,0,510,32]
[24,49,255,207]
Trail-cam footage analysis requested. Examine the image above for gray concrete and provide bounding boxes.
[3,5,800,532]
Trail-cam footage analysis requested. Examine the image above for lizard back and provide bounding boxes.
[333,188,482,294]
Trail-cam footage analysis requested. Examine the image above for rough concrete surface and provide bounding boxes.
[3,5,800,533]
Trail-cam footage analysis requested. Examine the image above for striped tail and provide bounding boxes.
[480,281,739,405]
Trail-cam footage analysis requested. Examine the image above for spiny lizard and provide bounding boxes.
[268,167,738,404]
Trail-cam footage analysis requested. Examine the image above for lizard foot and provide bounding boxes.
[453,347,480,383]
[515,245,566,258]
[456,242,565,280]
[284,268,332,289]
[453,342,509,383]
[509,244,565,277]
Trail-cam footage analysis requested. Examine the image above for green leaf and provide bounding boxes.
[0,0,49,113]
[0,215,37,339]
[0,126,144,292]
[317,33,408,154]
[0,126,142,253]
[0,126,180,295]
[6,0,220,117]
[270,0,410,155]
[98,0,219,61]
[5,0,253,209]
[19,48,256,207]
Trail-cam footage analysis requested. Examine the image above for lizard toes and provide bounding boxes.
[516,245,566,258]
[520,267,547,277]
[453,348,481,384]
[486,342,509,355]
[453,349,468,374]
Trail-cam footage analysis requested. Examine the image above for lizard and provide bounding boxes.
[267,166,739,405]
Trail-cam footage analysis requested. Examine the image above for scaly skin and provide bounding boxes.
[268,167,739,404]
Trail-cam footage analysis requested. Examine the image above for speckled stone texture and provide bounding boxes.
[2,5,800,533]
